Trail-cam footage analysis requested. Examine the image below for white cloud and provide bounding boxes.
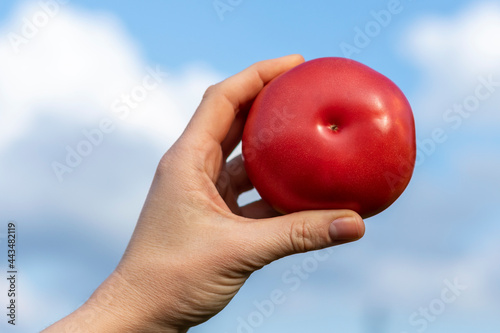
[0,2,223,232]
[403,1,500,132]
[0,3,222,152]
[405,2,500,78]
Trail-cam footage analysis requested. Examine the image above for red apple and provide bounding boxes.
[242,57,416,218]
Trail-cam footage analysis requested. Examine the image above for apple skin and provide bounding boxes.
[241,57,416,218]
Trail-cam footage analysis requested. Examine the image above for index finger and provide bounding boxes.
[185,54,305,145]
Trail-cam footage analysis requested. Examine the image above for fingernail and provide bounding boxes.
[329,216,362,242]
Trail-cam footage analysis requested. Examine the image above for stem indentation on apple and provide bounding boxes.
[329,124,339,132]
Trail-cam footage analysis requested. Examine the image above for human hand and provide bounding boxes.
[44,55,365,333]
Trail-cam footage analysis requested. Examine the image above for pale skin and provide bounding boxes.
[43,54,365,333]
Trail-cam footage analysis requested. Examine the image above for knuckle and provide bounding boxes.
[156,152,173,177]
[156,149,179,176]
[202,84,218,99]
[289,217,316,253]
[155,145,188,180]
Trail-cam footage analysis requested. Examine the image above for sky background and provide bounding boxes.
[1,0,500,332]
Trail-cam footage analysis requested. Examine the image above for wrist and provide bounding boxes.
[88,270,186,333]
[43,270,185,333]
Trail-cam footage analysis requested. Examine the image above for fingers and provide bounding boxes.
[220,106,248,161]
[217,155,281,219]
[217,155,253,195]
[185,55,305,150]
[242,210,365,267]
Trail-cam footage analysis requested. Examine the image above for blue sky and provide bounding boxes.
[1,0,500,332]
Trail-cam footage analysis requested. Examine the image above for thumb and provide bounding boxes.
[245,210,365,266]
